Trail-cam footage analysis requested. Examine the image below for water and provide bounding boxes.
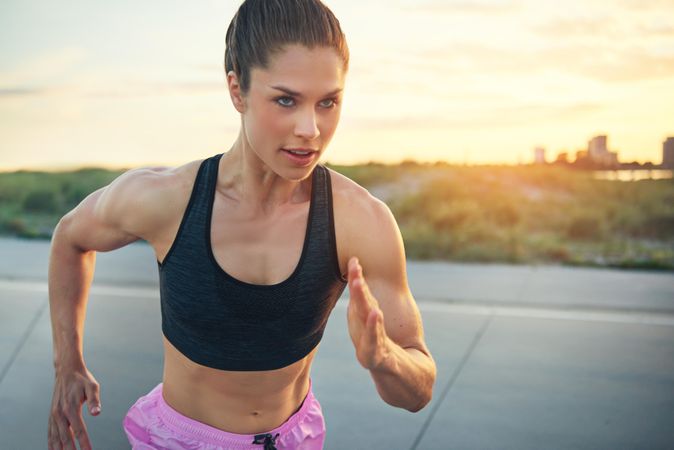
[593,169,673,181]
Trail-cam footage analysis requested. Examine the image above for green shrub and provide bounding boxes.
[23,189,62,213]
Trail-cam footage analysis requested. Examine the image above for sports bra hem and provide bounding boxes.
[162,330,323,371]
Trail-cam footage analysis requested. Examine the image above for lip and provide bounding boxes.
[282,148,318,152]
[281,148,317,166]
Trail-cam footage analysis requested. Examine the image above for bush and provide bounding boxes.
[427,201,481,232]
[566,215,604,240]
[1,218,29,235]
[633,215,674,239]
[23,189,62,213]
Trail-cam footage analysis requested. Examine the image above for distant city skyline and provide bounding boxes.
[534,134,674,169]
[2,0,674,170]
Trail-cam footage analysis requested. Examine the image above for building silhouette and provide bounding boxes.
[555,152,569,164]
[549,134,671,170]
[663,137,674,169]
[587,135,619,167]
[533,147,546,164]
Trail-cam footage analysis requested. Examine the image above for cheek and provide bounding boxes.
[262,105,293,137]
[247,104,290,147]
[320,110,341,137]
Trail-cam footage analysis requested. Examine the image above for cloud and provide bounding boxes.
[0,87,45,97]
[0,47,87,86]
[532,13,674,40]
[411,41,674,83]
[532,15,617,39]
[0,80,225,100]
[538,45,674,82]
[399,0,520,15]
[638,23,674,37]
[344,102,603,130]
[619,0,674,11]
[83,81,225,98]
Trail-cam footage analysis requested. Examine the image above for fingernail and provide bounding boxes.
[91,406,100,414]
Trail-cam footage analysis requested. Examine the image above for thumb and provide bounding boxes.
[367,308,383,340]
[85,382,101,416]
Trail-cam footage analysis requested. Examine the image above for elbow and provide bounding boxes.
[408,361,436,413]
[52,213,74,242]
[408,392,433,413]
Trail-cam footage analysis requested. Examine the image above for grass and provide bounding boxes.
[1,162,672,271]
[0,168,124,238]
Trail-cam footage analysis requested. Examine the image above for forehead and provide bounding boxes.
[250,44,345,95]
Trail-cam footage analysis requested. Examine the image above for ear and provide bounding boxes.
[226,70,246,113]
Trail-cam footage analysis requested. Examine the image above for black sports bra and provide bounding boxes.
[157,153,347,370]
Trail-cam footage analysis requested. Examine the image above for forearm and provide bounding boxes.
[369,339,436,412]
[48,218,96,372]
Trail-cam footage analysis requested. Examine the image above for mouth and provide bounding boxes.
[282,148,318,155]
[281,148,318,165]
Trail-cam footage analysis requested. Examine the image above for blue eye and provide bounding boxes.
[275,96,339,109]
[276,96,295,107]
[320,99,337,108]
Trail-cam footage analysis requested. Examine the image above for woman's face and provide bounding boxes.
[232,44,346,177]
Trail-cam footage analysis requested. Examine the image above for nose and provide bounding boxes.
[294,108,320,140]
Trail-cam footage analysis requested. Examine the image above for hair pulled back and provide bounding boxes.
[224,0,349,94]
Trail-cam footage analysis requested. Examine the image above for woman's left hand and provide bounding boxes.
[346,256,394,371]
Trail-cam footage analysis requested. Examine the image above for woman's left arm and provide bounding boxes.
[345,196,437,412]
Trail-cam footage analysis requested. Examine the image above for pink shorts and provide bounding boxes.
[122,378,326,450]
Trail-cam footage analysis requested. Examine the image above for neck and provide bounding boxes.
[216,135,313,218]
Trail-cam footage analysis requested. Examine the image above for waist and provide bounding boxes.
[161,336,316,434]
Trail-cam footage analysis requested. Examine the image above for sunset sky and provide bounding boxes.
[1,0,673,171]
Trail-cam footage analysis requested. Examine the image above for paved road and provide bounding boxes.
[1,237,673,449]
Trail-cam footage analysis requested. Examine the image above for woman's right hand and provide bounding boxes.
[48,366,101,450]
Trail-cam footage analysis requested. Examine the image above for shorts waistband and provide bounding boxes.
[155,377,315,448]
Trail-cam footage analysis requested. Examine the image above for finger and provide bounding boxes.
[65,400,89,450]
[367,308,383,343]
[366,308,391,369]
[347,258,364,307]
[356,308,382,367]
[70,406,92,450]
[349,258,376,303]
[85,380,101,416]
[347,256,359,277]
[348,257,367,288]
[348,277,371,322]
[54,411,76,450]
[347,257,367,295]
[352,268,378,313]
[48,415,62,450]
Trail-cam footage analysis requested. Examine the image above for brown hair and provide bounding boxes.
[224,0,349,94]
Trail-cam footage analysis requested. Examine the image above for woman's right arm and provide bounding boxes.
[47,168,166,450]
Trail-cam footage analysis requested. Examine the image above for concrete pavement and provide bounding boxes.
[1,237,673,449]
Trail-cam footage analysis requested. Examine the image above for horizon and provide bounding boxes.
[2,156,672,174]
[2,0,674,170]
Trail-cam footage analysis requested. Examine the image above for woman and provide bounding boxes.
[47,1,436,449]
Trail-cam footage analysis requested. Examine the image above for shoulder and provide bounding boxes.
[325,165,395,223]
[97,157,206,241]
[324,165,401,256]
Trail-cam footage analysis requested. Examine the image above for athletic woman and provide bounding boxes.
[47,1,436,449]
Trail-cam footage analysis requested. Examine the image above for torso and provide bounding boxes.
[144,156,359,434]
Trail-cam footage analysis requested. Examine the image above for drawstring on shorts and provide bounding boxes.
[252,432,280,450]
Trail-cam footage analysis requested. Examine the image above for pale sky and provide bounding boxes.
[1,0,673,170]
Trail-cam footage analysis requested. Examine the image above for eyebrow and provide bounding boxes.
[270,85,343,97]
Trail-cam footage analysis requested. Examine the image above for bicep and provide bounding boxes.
[353,197,429,352]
